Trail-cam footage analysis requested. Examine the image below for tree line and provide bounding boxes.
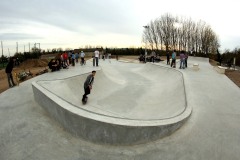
[218,48,240,66]
[142,13,220,54]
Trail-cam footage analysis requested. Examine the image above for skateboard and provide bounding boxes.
[82,97,88,105]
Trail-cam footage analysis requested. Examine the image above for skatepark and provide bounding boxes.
[1,56,240,159]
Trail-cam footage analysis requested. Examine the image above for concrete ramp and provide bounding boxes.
[32,62,191,145]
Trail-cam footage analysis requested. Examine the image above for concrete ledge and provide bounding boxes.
[193,63,199,71]
[214,66,225,74]
[32,66,192,145]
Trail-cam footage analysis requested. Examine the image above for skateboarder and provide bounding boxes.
[82,70,96,104]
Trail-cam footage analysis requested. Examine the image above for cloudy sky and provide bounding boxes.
[0,0,240,56]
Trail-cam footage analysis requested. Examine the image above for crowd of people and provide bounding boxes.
[5,48,189,89]
[168,50,188,69]
[139,51,161,63]
[139,50,189,69]
[48,49,110,72]
[48,50,87,72]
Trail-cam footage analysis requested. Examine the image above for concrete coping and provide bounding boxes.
[214,66,225,74]
[218,66,225,69]
[32,63,192,145]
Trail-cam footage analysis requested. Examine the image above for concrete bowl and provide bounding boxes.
[32,63,192,145]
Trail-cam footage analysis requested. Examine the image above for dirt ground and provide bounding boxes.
[0,59,48,93]
[225,70,240,87]
[0,56,239,94]
[209,59,240,87]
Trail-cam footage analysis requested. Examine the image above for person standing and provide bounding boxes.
[82,71,96,102]
[80,51,85,65]
[179,51,185,69]
[151,51,156,63]
[5,57,16,88]
[171,50,176,68]
[94,49,100,67]
[102,50,105,60]
[71,51,75,66]
[166,51,170,65]
[63,52,69,66]
[185,52,188,68]
[75,52,79,63]
[108,53,111,59]
[68,51,72,65]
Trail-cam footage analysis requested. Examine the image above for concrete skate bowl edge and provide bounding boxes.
[32,63,192,145]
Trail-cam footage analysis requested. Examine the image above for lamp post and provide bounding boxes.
[233,50,236,70]
[16,42,18,54]
[1,41,3,67]
[143,25,149,63]
[1,41,3,58]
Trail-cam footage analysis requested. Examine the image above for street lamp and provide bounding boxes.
[143,25,149,63]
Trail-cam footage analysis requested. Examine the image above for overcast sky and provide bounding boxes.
[0,0,240,56]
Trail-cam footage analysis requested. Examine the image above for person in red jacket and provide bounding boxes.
[63,52,69,66]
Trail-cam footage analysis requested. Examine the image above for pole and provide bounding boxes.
[16,42,18,54]
[1,41,3,57]
[29,43,30,53]
[233,57,236,70]
[1,41,3,67]
[8,48,10,57]
[24,45,25,53]
[143,25,149,63]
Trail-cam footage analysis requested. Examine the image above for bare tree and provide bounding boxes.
[142,13,220,54]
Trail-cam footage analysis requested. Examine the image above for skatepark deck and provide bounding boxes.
[1,56,240,159]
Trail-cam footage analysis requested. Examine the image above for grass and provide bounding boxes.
[0,63,7,70]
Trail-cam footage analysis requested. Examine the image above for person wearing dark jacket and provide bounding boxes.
[82,71,96,102]
[48,59,60,72]
[166,51,170,65]
[5,57,16,88]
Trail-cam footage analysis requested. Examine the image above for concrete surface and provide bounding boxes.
[32,62,191,145]
[35,63,187,120]
[0,56,240,159]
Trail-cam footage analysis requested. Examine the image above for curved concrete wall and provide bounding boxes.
[32,63,191,145]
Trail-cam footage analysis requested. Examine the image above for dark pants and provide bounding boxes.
[151,56,155,63]
[167,58,170,65]
[7,73,15,87]
[81,57,85,65]
[63,59,68,66]
[82,87,90,101]
[171,59,176,67]
[50,66,59,72]
[95,57,99,66]
[72,59,75,66]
